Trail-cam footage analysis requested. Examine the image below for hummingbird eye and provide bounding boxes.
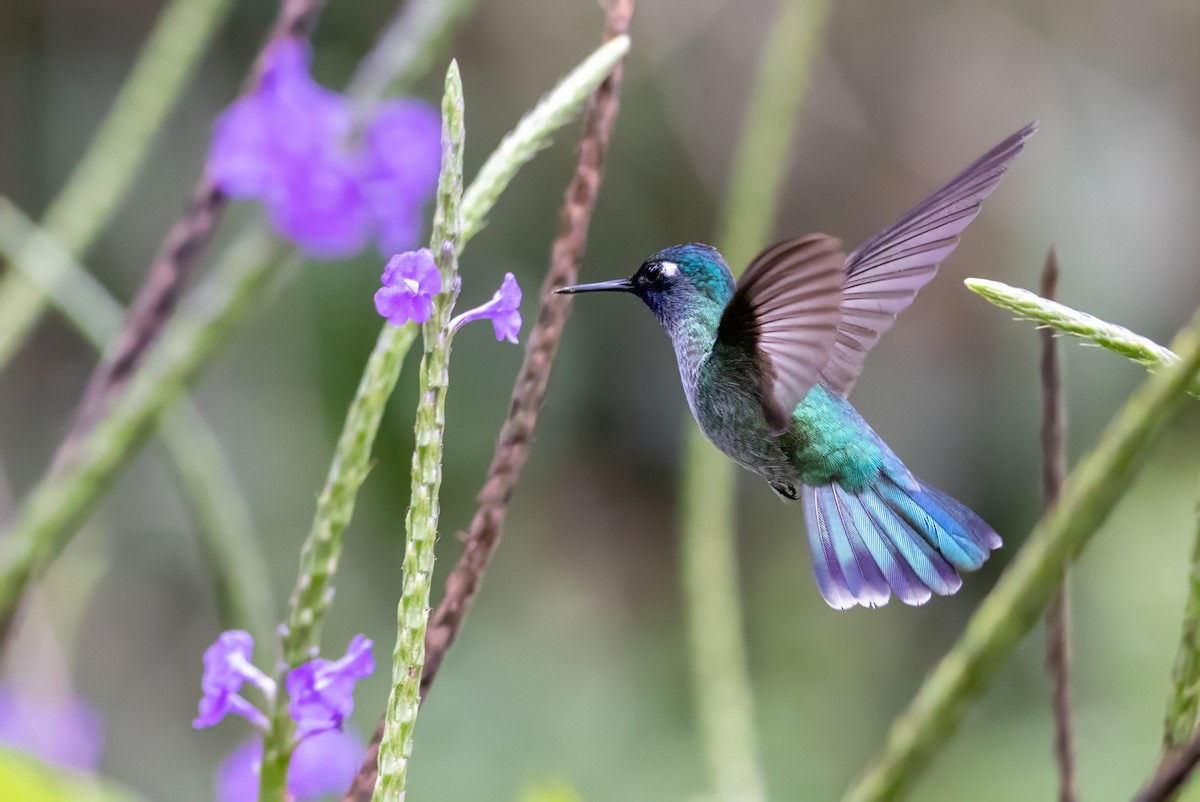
[643,263,663,282]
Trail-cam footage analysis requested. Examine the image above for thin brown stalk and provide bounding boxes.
[1135,727,1200,802]
[339,2,635,799]
[1042,248,1077,802]
[54,0,327,467]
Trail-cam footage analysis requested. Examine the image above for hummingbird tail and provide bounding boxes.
[801,473,1002,610]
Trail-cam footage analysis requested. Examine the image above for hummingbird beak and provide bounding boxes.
[555,278,634,294]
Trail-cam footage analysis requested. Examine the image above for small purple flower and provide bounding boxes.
[217,730,364,802]
[451,272,523,343]
[0,683,103,771]
[374,249,442,326]
[286,635,374,738]
[194,631,275,731]
[207,40,439,258]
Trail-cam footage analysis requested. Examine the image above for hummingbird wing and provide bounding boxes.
[818,121,1037,395]
[716,234,846,434]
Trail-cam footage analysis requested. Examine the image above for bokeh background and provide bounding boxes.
[1,0,1199,799]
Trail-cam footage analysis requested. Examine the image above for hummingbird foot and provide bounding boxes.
[769,481,799,501]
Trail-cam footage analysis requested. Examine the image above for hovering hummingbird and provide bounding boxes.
[559,123,1036,609]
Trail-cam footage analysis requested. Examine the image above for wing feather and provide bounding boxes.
[820,121,1037,394]
[716,234,845,433]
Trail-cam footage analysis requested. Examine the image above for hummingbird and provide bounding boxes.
[558,123,1036,610]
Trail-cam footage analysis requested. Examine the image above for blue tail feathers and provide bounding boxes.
[801,471,1001,610]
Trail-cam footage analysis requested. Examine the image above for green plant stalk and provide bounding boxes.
[680,1,830,800]
[842,311,1200,802]
[0,228,290,635]
[254,37,631,800]
[0,0,233,367]
[1163,475,1200,756]
[0,197,272,642]
[966,278,1199,398]
[373,62,465,802]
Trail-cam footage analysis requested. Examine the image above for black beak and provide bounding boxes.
[555,278,634,294]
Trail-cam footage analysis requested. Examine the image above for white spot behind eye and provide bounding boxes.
[660,261,679,277]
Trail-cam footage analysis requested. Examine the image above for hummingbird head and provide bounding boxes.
[556,243,735,332]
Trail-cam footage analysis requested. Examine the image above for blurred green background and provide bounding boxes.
[1,0,1199,799]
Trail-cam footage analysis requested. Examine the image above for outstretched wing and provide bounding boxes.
[819,122,1038,395]
[716,234,846,434]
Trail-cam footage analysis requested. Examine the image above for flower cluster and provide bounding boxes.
[208,39,440,258]
[193,630,374,800]
[374,248,524,342]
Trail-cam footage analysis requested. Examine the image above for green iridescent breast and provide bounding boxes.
[786,385,886,491]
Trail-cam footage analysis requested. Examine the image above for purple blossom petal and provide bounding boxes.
[265,151,372,258]
[375,250,441,326]
[216,740,262,802]
[209,40,351,204]
[0,684,103,771]
[193,630,274,730]
[288,729,364,798]
[451,273,523,343]
[216,731,364,802]
[206,41,440,259]
[363,101,442,253]
[286,636,374,738]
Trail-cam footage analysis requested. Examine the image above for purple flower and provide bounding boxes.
[451,273,523,343]
[217,730,364,802]
[286,635,374,738]
[363,101,443,254]
[194,631,275,730]
[0,683,103,771]
[207,40,439,258]
[374,249,441,326]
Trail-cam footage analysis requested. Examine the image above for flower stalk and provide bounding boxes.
[1163,476,1200,757]
[373,64,465,802]
[966,277,1199,398]
[842,310,1200,802]
[0,197,272,644]
[0,228,289,641]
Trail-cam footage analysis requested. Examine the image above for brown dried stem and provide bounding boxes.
[1041,248,1078,802]
[1134,727,1200,802]
[339,2,635,799]
[54,0,327,467]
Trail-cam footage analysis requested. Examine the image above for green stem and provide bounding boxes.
[0,0,234,368]
[966,278,1200,398]
[0,197,272,642]
[374,62,465,802]
[1163,475,1200,757]
[0,228,290,638]
[679,1,830,800]
[842,311,1200,802]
